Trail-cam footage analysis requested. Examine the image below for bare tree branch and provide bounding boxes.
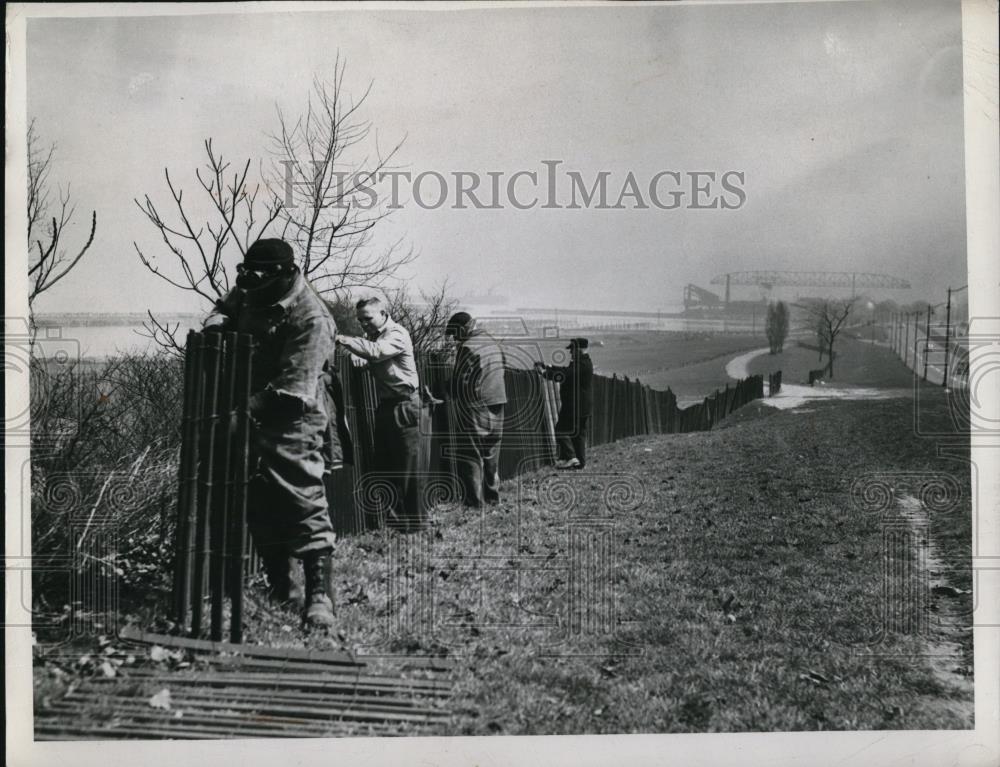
[135,311,186,360]
[382,279,458,358]
[134,57,410,355]
[27,120,98,323]
[264,56,410,292]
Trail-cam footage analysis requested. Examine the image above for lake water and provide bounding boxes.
[34,315,759,360]
[34,323,202,360]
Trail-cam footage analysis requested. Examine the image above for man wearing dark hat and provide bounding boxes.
[445,312,507,508]
[203,238,342,629]
[535,337,594,470]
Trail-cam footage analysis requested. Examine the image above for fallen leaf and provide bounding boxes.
[148,688,171,710]
[149,645,167,662]
[799,670,831,686]
[99,661,116,678]
[931,585,969,598]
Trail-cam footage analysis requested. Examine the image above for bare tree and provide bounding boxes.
[799,298,855,379]
[382,280,458,358]
[765,300,789,354]
[133,139,283,353]
[27,120,97,330]
[134,58,411,352]
[266,57,413,293]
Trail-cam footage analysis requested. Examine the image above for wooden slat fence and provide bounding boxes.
[326,355,767,534]
[173,333,773,637]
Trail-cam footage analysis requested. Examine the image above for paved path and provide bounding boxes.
[726,347,912,411]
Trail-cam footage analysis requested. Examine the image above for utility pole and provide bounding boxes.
[912,312,919,374]
[942,285,968,388]
[903,313,910,367]
[923,305,932,381]
[942,289,951,387]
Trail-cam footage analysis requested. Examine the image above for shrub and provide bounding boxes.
[30,351,184,628]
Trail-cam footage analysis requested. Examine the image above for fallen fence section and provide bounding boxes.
[34,627,453,740]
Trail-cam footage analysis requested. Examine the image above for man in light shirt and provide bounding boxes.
[337,297,428,531]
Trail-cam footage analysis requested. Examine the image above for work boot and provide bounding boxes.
[262,552,302,606]
[302,551,336,630]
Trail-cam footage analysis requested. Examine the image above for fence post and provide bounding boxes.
[922,305,932,382]
[208,332,238,641]
[173,331,202,630]
[228,333,253,643]
[903,313,909,367]
[191,332,221,637]
[942,288,951,388]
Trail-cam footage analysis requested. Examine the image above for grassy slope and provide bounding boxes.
[259,390,967,735]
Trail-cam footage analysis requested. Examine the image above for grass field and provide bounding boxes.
[518,330,767,400]
[35,388,972,735]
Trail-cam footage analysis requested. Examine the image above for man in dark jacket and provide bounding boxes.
[536,337,594,469]
[446,312,507,508]
[204,238,342,629]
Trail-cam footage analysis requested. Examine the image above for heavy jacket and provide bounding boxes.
[542,352,594,418]
[204,271,350,554]
[452,328,508,407]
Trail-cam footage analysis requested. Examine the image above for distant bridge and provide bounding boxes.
[710,271,911,292]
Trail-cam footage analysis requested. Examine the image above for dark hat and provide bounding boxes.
[245,238,294,268]
[567,337,589,350]
[445,311,473,337]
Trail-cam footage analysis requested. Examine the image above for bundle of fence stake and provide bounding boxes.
[173,330,255,644]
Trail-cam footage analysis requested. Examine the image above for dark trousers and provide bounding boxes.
[555,410,590,467]
[455,403,504,507]
[373,396,428,530]
[247,406,336,561]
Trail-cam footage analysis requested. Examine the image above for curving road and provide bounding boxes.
[724,347,912,410]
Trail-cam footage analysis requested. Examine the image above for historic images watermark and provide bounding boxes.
[280,160,747,212]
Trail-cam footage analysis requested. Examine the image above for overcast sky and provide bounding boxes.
[24,0,966,315]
